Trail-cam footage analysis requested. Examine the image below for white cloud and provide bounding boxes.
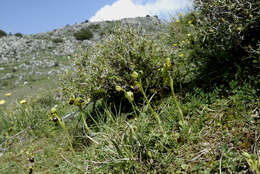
[90,0,192,22]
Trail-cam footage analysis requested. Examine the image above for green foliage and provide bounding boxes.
[167,12,200,85]
[88,24,100,31]
[191,0,260,86]
[1,8,259,174]
[52,37,63,43]
[14,33,23,37]
[0,29,7,38]
[1,82,258,173]
[63,26,173,105]
[73,28,93,41]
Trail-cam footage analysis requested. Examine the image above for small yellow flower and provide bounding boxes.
[187,33,191,37]
[5,93,12,96]
[176,20,180,23]
[0,100,6,105]
[178,13,183,17]
[188,20,192,24]
[19,99,26,104]
[179,53,184,57]
[173,43,177,47]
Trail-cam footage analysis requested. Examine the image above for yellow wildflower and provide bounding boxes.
[176,20,180,23]
[179,54,184,57]
[187,33,191,37]
[188,20,192,24]
[5,93,12,96]
[19,99,26,104]
[0,100,6,105]
[178,13,183,17]
[173,43,177,47]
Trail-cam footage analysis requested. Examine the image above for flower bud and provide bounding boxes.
[165,58,172,69]
[125,91,134,102]
[131,71,139,80]
[115,86,123,92]
[50,107,57,115]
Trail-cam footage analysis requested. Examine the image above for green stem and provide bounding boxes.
[139,80,162,127]
[57,117,74,153]
[79,107,91,134]
[130,101,138,118]
[168,77,185,126]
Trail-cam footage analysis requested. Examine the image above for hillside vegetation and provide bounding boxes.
[0,1,259,173]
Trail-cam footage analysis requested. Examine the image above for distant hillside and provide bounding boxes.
[0,16,162,65]
[0,16,162,92]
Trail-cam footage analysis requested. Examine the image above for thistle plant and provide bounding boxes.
[50,107,74,152]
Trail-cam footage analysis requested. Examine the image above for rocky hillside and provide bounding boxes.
[0,16,162,92]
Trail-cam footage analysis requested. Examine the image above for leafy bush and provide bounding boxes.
[14,33,23,37]
[62,26,173,105]
[0,29,7,38]
[88,24,100,31]
[73,28,93,41]
[52,38,63,43]
[191,0,260,86]
[166,12,201,86]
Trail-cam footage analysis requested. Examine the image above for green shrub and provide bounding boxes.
[73,28,93,41]
[0,29,7,38]
[14,33,23,37]
[191,0,260,86]
[52,38,63,43]
[166,12,201,85]
[88,24,100,31]
[62,26,173,105]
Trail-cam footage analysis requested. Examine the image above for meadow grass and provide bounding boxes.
[0,82,259,173]
[0,5,259,173]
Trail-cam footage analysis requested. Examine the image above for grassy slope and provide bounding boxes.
[0,20,259,174]
[0,54,70,109]
[0,82,259,173]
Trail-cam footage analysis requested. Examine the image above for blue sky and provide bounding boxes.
[0,0,192,34]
